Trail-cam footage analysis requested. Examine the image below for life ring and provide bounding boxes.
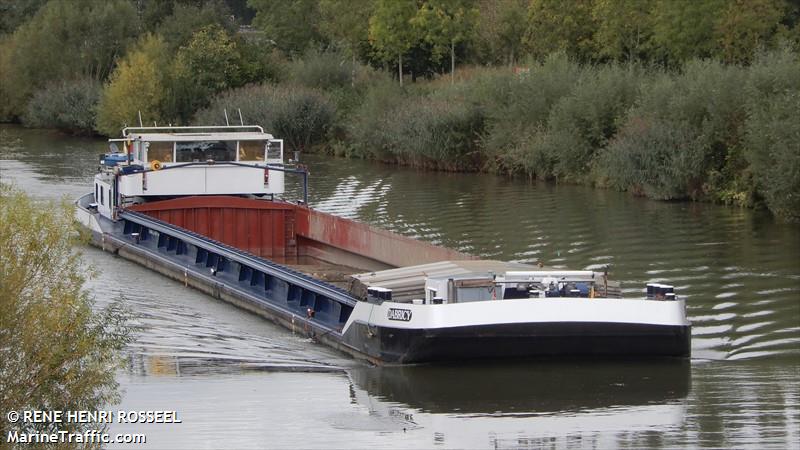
[150,160,162,171]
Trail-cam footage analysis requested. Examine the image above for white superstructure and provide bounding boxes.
[93,126,285,219]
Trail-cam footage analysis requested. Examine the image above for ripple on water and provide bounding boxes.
[735,321,777,333]
[713,301,739,310]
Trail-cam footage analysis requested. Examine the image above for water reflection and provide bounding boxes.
[348,360,690,416]
[343,361,692,449]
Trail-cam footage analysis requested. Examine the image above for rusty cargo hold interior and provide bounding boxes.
[128,196,472,285]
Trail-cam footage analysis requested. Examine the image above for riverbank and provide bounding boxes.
[7,48,800,221]
[2,1,798,221]
[5,48,798,222]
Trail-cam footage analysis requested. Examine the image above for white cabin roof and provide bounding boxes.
[127,132,275,142]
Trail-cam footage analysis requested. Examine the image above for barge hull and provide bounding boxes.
[85,225,383,364]
[76,193,691,365]
[345,321,691,364]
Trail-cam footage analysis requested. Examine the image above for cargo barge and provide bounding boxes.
[75,125,691,364]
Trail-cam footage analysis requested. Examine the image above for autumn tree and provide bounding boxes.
[0,185,130,439]
[412,0,479,83]
[96,34,169,136]
[369,0,420,85]
[715,0,788,64]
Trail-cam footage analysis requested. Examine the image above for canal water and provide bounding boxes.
[1,125,798,448]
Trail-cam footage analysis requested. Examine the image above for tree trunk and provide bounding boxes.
[351,54,356,87]
[450,40,455,85]
[399,53,403,86]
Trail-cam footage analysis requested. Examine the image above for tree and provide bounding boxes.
[167,24,246,123]
[96,34,169,136]
[413,0,479,84]
[650,0,727,64]
[493,0,529,66]
[745,90,800,220]
[22,78,102,135]
[0,185,130,439]
[0,0,47,35]
[154,0,237,52]
[0,0,139,119]
[194,84,336,153]
[592,0,655,63]
[0,36,18,120]
[318,0,375,84]
[714,0,787,64]
[523,0,597,61]
[249,0,323,56]
[369,0,420,85]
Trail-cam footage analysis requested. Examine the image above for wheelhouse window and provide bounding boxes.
[238,140,266,161]
[267,140,282,160]
[176,141,236,162]
[146,141,174,163]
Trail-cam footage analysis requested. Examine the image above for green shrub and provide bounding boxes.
[347,80,485,170]
[744,93,800,221]
[238,42,287,85]
[480,53,583,172]
[597,59,749,200]
[288,49,391,126]
[346,80,407,160]
[512,127,587,180]
[194,84,336,153]
[537,63,644,180]
[742,45,800,220]
[599,118,706,200]
[393,97,485,170]
[288,49,352,91]
[746,44,800,98]
[22,79,101,134]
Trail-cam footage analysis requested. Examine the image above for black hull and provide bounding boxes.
[345,321,691,364]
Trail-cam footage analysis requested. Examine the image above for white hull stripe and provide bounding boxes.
[343,298,689,334]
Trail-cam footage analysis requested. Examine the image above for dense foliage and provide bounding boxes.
[22,78,102,134]
[1,0,798,220]
[194,84,336,153]
[0,185,130,439]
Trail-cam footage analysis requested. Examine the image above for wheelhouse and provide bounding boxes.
[94,125,287,220]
